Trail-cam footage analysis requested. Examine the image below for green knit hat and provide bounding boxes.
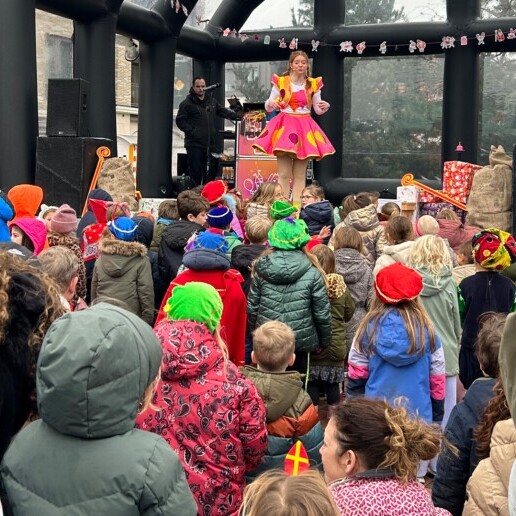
[163,282,223,332]
[268,217,311,250]
[269,200,297,220]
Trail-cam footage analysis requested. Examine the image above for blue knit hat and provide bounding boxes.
[207,206,233,229]
[185,231,229,254]
[108,217,137,241]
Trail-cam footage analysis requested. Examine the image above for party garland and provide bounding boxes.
[215,27,516,54]
[169,1,516,54]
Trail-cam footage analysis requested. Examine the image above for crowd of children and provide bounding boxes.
[0,177,516,515]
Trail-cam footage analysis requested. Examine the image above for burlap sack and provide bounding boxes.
[97,157,138,211]
[465,145,512,231]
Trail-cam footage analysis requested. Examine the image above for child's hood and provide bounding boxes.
[255,249,312,285]
[156,319,223,380]
[301,200,333,225]
[8,184,43,220]
[240,366,303,422]
[417,267,453,298]
[373,310,425,367]
[344,204,379,232]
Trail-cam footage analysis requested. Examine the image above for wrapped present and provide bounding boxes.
[418,190,443,203]
[442,161,481,204]
[419,202,464,219]
[397,186,419,203]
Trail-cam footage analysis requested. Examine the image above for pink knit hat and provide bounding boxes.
[50,204,78,234]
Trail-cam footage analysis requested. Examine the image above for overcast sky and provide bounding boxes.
[240,0,446,30]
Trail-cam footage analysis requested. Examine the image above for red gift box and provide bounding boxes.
[442,161,481,204]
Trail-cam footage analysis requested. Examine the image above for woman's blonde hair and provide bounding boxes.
[355,296,438,356]
[249,182,282,207]
[284,50,312,88]
[332,398,443,484]
[239,470,340,516]
[407,235,452,285]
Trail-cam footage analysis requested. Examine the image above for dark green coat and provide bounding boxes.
[312,273,355,365]
[92,238,154,324]
[0,303,196,516]
[247,250,331,353]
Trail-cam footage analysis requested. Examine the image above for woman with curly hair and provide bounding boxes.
[0,251,66,460]
[322,398,451,515]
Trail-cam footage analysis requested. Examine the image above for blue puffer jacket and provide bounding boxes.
[0,191,14,242]
[432,377,496,516]
[300,200,334,243]
[247,249,331,353]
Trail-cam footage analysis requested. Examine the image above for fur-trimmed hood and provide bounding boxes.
[99,238,147,257]
[98,238,148,279]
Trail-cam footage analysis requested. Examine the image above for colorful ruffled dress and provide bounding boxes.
[252,74,335,160]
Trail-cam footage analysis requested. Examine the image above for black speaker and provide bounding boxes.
[46,78,90,137]
[35,136,115,213]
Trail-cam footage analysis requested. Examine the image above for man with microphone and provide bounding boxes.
[176,76,240,186]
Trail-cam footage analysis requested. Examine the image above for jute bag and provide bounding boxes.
[466,145,512,231]
[97,157,138,211]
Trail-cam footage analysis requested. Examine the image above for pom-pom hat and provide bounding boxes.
[49,204,78,234]
[472,228,516,271]
[207,206,233,229]
[269,200,297,220]
[108,217,138,241]
[164,282,223,332]
[374,262,423,305]
[201,180,228,205]
[268,217,310,250]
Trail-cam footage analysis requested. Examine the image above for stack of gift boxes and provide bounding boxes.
[396,161,481,221]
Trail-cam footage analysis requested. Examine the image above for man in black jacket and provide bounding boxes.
[176,76,239,186]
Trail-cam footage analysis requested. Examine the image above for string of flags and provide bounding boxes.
[207,25,516,54]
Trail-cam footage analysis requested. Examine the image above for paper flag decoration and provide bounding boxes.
[284,441,310,476]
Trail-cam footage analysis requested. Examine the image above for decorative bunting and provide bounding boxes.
[441,36,456,49]
[204,22,516,54]
[356,41,366,54]
[340,41,353,52]
[172,0,189,15]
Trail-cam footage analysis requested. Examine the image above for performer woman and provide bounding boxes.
[253,51,335,203]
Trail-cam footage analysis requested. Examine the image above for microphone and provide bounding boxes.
[203,82,222,92]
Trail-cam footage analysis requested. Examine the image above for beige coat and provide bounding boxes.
[452,264,476,285]
[463,419,516,515]
[330,204,387,268]
[372,240,415,276]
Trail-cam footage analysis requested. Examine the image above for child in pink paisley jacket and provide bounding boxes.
[137,282,267,516]
[322,398,451,515]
